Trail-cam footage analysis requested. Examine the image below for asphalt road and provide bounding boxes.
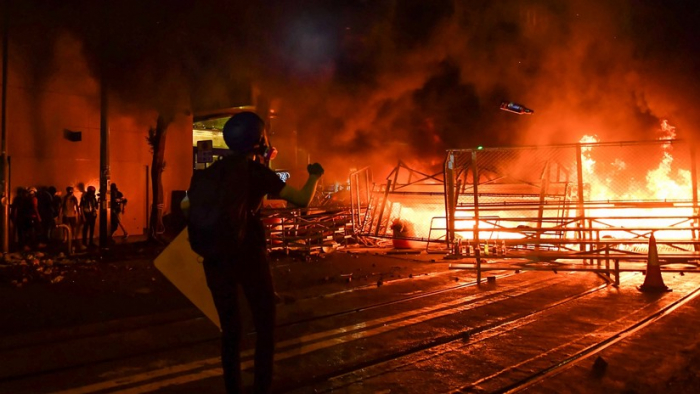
[2,239,700,393]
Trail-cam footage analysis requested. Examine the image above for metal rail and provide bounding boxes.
[262,207,353,257]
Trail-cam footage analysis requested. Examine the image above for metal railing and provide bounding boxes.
[262,207,353,257]
[444,139,700,282]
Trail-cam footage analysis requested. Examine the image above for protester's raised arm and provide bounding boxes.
[279,163,324,208]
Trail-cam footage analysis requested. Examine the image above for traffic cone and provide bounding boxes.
[638,233,671,293]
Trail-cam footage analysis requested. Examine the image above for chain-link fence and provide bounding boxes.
[445,140,700,255]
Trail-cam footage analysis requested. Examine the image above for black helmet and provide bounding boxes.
[223,112,265,154]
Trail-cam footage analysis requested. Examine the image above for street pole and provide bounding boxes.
[99,73,110,249]
[1,9,10,254]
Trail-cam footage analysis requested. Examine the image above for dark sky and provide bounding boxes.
[5,0,700,178]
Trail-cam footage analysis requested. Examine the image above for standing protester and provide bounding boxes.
[80,186,98,248]
[184,111,324,394]
[18,187,42,251]
[48,186,62,243]
[110,183,129,240]
[61,186,80,243]
[9,187,27,250]
[36,187,54,246]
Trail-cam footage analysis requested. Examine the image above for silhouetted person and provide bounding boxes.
[17,187,42,251]
[9,187,26,250]
[61,186,79,243]
[48,186,61,242]
[110,183,128,240]
[80,185,98,248]
[182,111,324,394]
[36,186,54,246]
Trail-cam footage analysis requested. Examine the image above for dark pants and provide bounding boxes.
[203,249,276,394]
[110,210,121,235]
[82,214,97,245]
[17,217,39,250]
[39,215,54,244]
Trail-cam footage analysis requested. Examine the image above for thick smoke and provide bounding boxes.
[6,0,699,183]
[253,0,700,181]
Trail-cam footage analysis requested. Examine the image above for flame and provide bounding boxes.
[578,122,693,242]
[660,119,676,141]
[388,121,695,247]
[578,123,691,201]
[386,202,442,239]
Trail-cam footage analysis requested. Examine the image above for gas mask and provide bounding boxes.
[254,132,278,164]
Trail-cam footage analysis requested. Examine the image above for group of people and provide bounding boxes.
[9,183,128,252]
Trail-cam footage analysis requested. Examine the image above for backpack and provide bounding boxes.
[186,156,249,259]
[37,190,53,218]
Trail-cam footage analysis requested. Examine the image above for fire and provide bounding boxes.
[579,123,691,202]
[646,152,692,200]
[576,123,694,242]
[387,121,696,248]
[387,201,442,240]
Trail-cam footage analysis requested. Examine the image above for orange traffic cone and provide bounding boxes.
[638,233,671,293]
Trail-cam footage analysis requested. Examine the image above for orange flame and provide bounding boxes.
[391,121,694,247]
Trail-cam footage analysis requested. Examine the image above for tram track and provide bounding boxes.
[0,268,511,386]
[277,271,519,329]
[288,273,700,394]
[494,282,700,394]
[65,272,586,394]
[281,272,640,393]
[0,266,504,355]
[274,273,585,353]
[2,269,575,393]
[3,268,659,394]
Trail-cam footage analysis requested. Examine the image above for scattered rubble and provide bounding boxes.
[1,249,106,287]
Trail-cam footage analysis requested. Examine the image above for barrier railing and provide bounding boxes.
[262,207,353,258]
[444,140,700,283]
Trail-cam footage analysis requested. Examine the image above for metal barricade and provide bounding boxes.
[444,139,700,283]
[262,207,353,257]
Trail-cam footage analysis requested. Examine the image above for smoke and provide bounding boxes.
[251,0,700,181]
[6,0,699,183]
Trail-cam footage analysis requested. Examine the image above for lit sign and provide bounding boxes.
[196,140,214,163]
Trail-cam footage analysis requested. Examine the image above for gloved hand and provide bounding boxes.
[307,163,325,176]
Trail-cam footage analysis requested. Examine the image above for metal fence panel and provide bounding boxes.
[445,140,699,254]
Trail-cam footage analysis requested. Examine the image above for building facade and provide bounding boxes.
[1,32,193,246]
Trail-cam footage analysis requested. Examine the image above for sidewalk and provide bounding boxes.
[0,234,184,338]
